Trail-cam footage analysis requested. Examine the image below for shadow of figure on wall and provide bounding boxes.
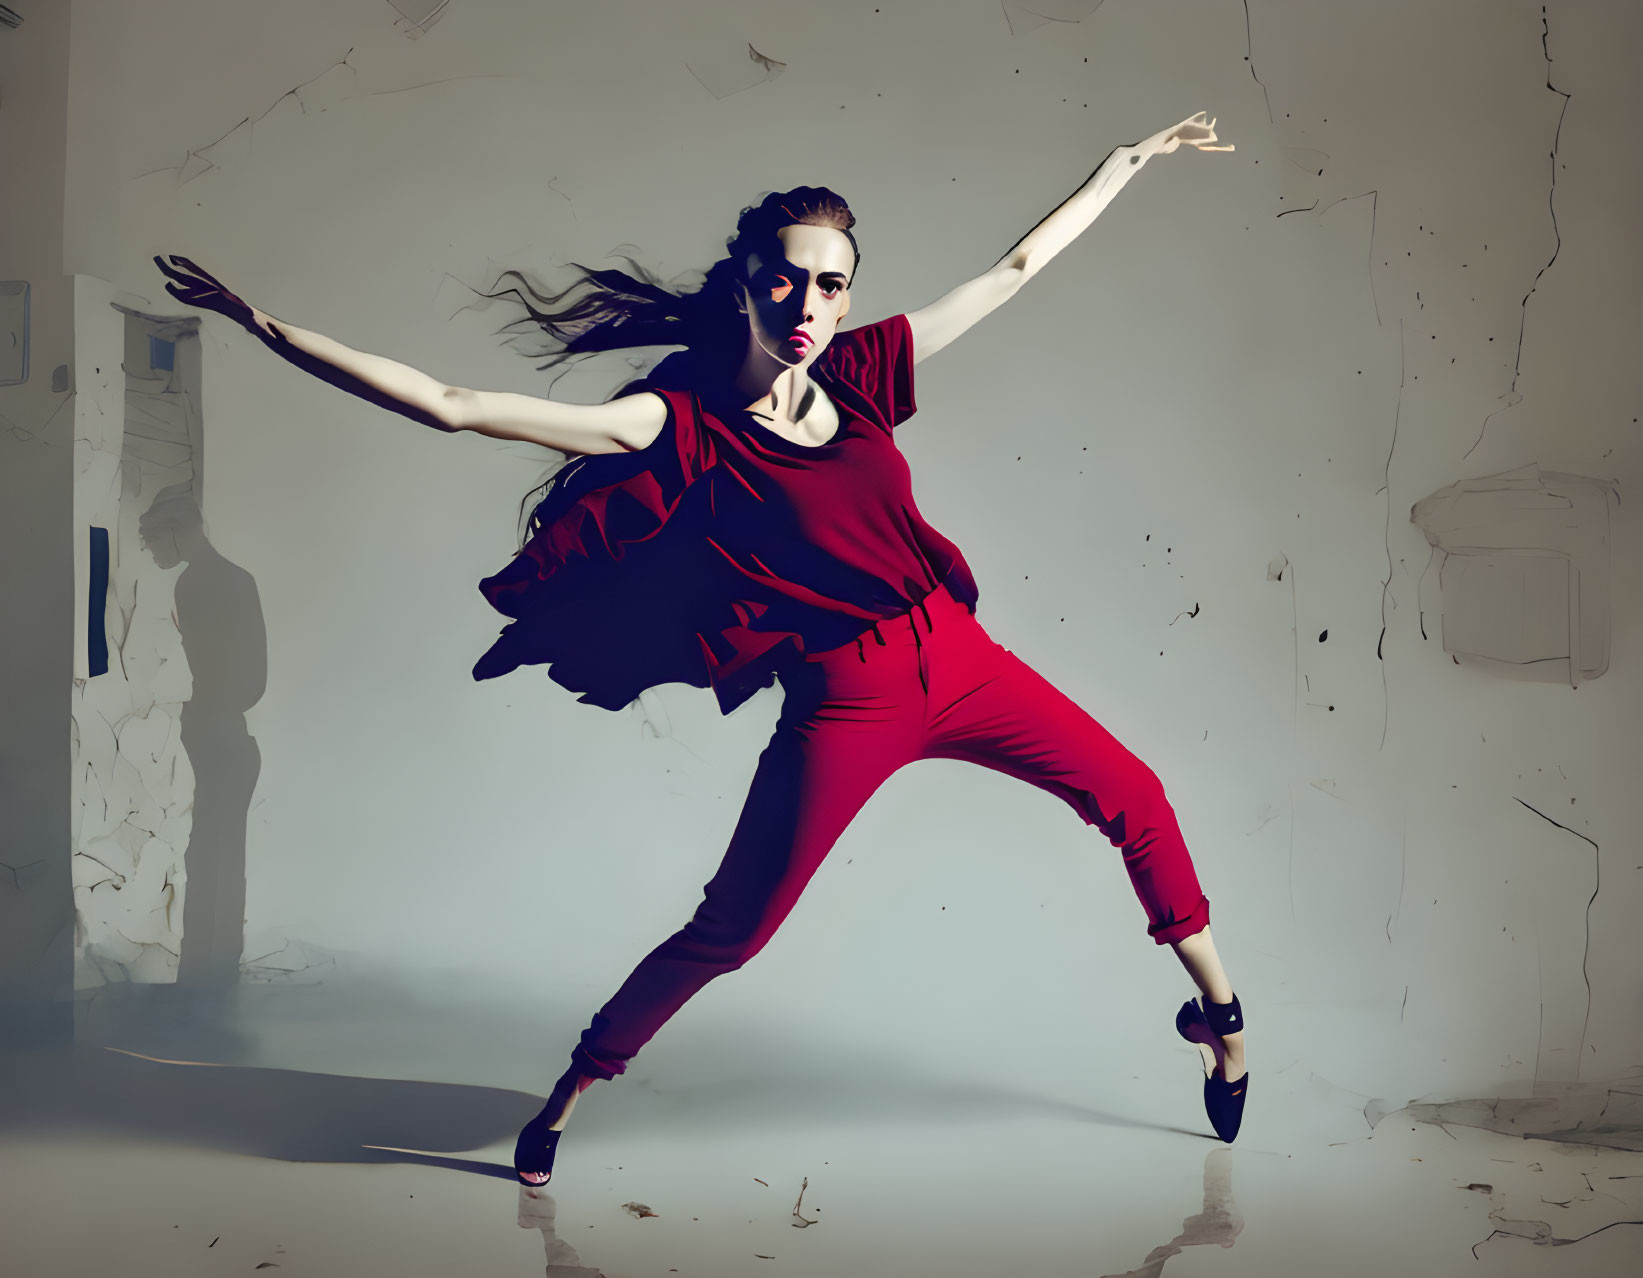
[139,483,266,989]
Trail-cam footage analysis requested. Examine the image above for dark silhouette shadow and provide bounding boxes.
[0,1032,1202,1167]
[0,1022,1235,1278]
[0,1040,609,1270]
[12,970,1218,1171]
[0,1042,523,1179]
[3,962,1238,1278]
[139,483,266,990]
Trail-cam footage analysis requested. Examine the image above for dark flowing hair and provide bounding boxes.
[477,187,861,547]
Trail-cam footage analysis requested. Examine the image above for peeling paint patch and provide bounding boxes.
[1391,1083,1643,1154]
[1411,466,1618,686]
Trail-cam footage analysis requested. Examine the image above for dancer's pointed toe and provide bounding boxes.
[1175,992,1247,1144]
[1203,1070,1247,1143]
[514,1104,566,1186]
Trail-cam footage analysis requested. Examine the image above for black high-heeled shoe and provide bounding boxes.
[1175,992,1247,1143]
[514,1100,566,1187]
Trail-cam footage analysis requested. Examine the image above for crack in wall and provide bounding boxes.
[1474,1217,1643,1257]
[128,49,360,186]
[1464,4,1572,460]
[1384,813,1408,944]
[0,392,73,445]
[239,938,337,984]
[386,0,450,40]
[1514,796,1599,1079]
[0,857,46,889]
[997,2,1106,39]
[1240,0,1273,124]
[1374,319,1406,750]
[1286,189,1382,325]
[684,43,788,100]
[128,48,537,192]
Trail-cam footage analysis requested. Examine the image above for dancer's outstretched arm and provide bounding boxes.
[905,111,1232,364]
[152,255,665,455]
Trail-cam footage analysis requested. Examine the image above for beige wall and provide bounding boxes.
[52,0,1643,1103]
[0,0,75,1037]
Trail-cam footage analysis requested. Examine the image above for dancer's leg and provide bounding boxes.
[922,625,1211,946]
[519,702,912,1183]
[916,616,1245,1078]
[568,664,922,1092]
[1171,925,1244,1081]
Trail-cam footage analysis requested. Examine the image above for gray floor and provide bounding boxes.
[2,981,1638,1278]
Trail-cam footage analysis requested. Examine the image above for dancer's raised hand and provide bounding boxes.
[153,255,283,342]
[1148,111,1234,155]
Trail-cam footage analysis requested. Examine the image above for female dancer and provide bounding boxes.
[155,110,1247,1187]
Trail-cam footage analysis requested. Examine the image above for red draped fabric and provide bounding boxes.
[474,314,979,714]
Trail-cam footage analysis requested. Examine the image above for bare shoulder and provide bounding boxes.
[603,389,668,452]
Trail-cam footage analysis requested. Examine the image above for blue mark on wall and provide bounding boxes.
[88,526,109,677]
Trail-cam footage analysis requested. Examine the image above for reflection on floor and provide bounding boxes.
[1,981,1637,1278]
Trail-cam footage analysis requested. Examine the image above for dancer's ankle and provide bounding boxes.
[547,1073,592,1131]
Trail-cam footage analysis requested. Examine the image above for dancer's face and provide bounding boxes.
[737,224,854,369]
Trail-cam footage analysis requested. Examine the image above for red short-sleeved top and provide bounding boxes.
[474,314,980,714]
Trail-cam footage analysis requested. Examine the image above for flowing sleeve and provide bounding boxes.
[816,313,918,432]
[472,386,749,710]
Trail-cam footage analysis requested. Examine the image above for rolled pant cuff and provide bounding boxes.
[1148,895,1210,946]
[571,1039,627,1083]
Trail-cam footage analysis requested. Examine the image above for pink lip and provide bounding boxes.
[788,331,812,349]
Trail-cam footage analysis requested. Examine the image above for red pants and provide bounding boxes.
[569,581,1209,1083]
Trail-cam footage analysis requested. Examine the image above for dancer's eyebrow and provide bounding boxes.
[762,262,848,288]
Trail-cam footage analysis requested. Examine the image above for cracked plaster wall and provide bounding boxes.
[68,288,206,988]
[54,0,1642,1102]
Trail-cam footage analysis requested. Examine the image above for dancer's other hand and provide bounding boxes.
[153,255,285,343]
[1147,111,1234,155]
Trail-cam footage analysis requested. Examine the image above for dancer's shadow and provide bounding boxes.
[139,482,266,991]
[0,1027,1211,1189]
[0,1044,525,1180]
[1,996,1229,1278]
[0,1042,612,1272]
